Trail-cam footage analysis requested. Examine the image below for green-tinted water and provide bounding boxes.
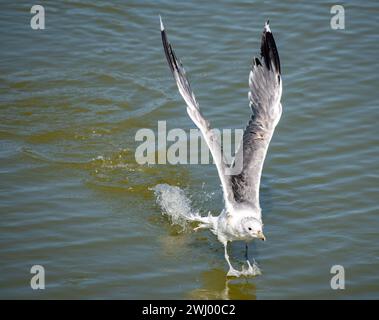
[0,0,378,299]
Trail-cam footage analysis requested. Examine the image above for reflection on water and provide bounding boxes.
[188,269,256,300]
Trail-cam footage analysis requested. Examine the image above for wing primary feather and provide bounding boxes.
[260,22,281,75]
[160,18,235,208]
[230,22,283,208]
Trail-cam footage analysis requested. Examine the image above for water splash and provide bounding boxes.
[152,184,201,230]
[236,262,262,277]
[152,184,261,277]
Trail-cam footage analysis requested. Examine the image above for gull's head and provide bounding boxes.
[241,217,265,241]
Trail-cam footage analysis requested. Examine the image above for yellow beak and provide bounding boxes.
[257,231,266,241]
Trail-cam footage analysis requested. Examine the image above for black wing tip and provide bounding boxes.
[254,56,262,67]
[160,17,176,74]
[260,20,281,75]
[160,17,183,77]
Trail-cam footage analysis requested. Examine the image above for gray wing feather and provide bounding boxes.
[160,17,235,208]
[160,18,282,211]
[230,22,282,208]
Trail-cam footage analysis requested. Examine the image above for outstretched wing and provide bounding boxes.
[230,22,282,209]
[160,17,235,208]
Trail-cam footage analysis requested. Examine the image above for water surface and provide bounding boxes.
[0,0,378,299]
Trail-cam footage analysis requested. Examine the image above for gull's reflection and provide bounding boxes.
[188,268,257,300]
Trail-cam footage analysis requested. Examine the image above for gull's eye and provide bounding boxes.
[248,227,252,231]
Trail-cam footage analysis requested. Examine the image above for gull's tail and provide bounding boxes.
[152,184,217,232]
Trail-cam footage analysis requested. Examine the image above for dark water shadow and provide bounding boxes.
[187,268,257,300]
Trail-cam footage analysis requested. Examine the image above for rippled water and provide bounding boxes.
[1,0,378,299]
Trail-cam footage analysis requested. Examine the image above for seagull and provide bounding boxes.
[160,17,282,277]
